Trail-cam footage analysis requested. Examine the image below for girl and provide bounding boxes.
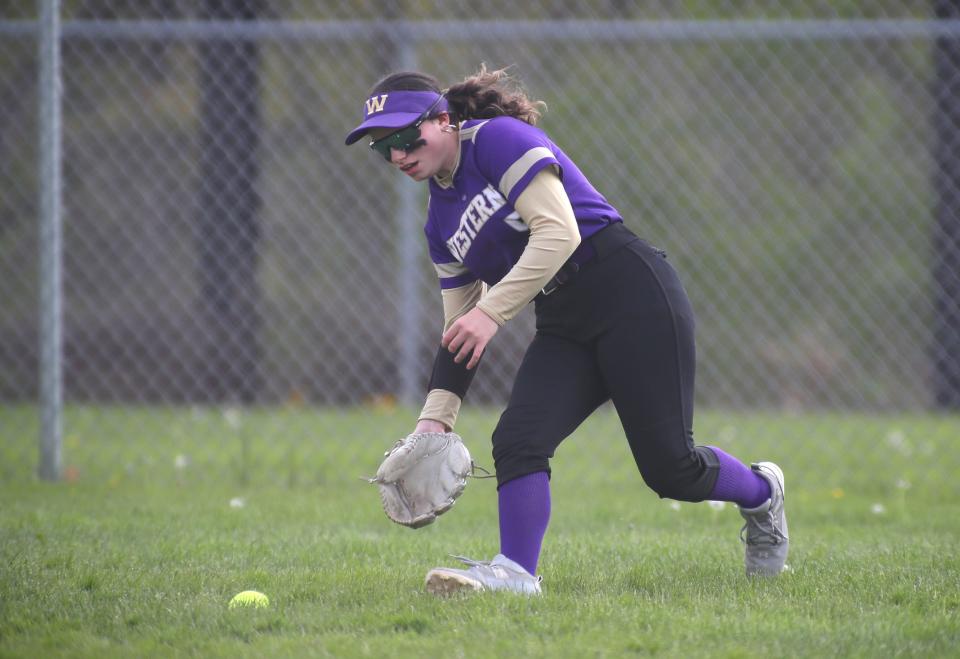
[345,66,788,595]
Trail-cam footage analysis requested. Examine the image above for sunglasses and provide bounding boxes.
[368,95,445,161]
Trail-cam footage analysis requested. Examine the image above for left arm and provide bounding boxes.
[476,167,580,324]
[443,168,580,368]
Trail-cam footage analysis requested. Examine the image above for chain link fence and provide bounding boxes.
[2,1,958,491]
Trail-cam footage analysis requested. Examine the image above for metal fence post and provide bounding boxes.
[396,38,422,407]
[38,0,63,481]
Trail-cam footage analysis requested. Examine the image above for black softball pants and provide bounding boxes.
[491,223,720,502]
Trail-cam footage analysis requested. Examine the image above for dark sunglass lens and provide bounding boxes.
[370,125,422,161]
[370,135,394,160]
[372,140,392,160]
[393,126,421,149]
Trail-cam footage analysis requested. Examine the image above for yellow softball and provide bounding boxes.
[228,590,269,609]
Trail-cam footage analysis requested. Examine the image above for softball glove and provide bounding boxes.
[369,431,473,529]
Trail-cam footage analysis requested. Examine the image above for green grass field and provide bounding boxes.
[1,406,959,658]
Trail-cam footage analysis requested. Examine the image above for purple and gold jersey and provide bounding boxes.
[426,116,622,289]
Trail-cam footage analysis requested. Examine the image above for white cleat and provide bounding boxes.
[739,461,789,577]
[425,554,542,596]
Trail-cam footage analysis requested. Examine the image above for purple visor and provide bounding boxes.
[344,90,448,145]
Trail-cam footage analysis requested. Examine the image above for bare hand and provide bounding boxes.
[414,419,447,434]
[441,307,499,370]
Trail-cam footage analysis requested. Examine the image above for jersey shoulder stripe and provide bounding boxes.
[498,146,556,200]
[459,120,489,143]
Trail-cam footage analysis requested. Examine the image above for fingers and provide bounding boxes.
[440,323,458,350]
[442,323,483,369]
[451,330,474,365]
[455,339,477,367]
[465,343,484,370]
[442,319,470,357]
[441,309,497,370]
[455,335,485,370]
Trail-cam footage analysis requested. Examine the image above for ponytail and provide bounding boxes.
[444,65,545,125]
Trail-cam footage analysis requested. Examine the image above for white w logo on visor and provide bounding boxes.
[365,94,388,115]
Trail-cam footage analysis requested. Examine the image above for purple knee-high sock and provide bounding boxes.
[706,446,771,509]
[498,471,551,576]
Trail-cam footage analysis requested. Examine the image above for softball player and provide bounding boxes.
[346,66,788,595]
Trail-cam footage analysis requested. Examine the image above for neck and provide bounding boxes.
[434,128,461,186]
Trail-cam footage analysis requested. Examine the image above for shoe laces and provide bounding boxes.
[452,555,511,578]
[740,509,787,546]
[450,555,541,583]
[452,555,490,568]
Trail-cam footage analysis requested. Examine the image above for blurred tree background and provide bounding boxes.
[0,1,953,412]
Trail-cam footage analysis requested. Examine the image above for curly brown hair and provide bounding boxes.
[370,65,544,125]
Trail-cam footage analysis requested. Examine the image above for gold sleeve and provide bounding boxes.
[441,280,485,332]
[475,168,580,325]
[417,388,462,431]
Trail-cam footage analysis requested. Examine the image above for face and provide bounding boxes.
[368,113,457,182]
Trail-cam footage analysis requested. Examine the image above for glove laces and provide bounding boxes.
[469,463,495,479]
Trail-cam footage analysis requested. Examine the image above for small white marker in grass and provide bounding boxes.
[871,503,886,515]
[707,500,726,511]
[885,429,911,456]
[223,407,242,429]
[669,501,681,511]
[718,425,738,443]
[229,497,246,509]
